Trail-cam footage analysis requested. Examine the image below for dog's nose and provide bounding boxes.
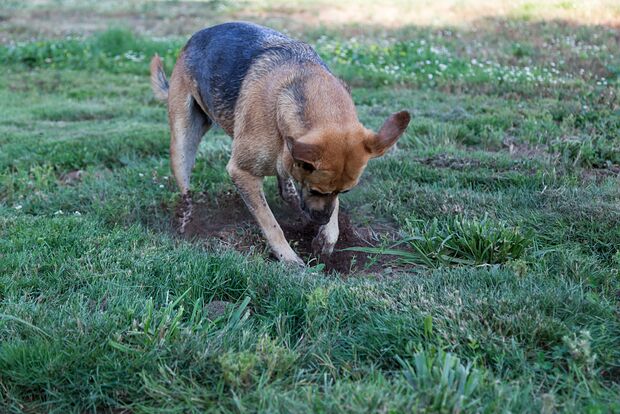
[308,210,332,225]
[312,216,331,225]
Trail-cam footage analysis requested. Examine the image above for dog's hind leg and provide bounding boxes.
[167,64,212,233]
[277,174,301,211]
[168,94,212,195]
[277,174,311,226]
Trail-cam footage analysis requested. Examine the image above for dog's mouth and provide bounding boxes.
[307,211,331,225]
[299,198,333,225]
[292,181,336,225]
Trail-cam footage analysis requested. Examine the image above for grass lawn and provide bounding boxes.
[1,1,619,412]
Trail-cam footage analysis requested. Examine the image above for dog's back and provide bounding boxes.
[183,22,328,135]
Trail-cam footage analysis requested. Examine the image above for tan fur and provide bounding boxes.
[165,53,212,194]
[151,45,410,265]
[150,55,169,102]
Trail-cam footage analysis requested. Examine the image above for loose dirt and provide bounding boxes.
[173,191,398,275]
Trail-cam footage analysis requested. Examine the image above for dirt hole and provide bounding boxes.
[172,191,399,275]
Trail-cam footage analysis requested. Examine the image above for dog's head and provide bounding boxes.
[285,111,410,225]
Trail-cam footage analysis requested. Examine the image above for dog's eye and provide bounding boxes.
[297,162,315,172]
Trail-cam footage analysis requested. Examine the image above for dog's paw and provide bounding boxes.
[312,230,337,256]
[285,254,305,267]
[177,193,194,234]
[292,256,305,267]
[275,247,305,266]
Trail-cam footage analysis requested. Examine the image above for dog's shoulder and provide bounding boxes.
[182,22,327,135]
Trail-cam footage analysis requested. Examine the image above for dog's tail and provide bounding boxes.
[150,54,169,102]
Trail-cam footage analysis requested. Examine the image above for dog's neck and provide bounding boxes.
[276,65,359,140]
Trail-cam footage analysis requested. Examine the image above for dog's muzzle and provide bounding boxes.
[299,195,335,225]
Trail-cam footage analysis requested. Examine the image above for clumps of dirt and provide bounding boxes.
[279,213,386,275]
[416,151,540,174]
[205,300,232,320]
[501,137,549,159]
[416,154,484,170]
[580,164,620,182]
[172,191,397,275]
[59,170,83,185]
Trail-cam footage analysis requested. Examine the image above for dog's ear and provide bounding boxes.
[286,136,320,170]
[365,111,411,157]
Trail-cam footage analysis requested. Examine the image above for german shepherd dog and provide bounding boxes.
[150,22,410,265]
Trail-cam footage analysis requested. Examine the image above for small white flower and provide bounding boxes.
[159,184,164,188]
[14,205,22,210]
[54,210,64,215]
[74,211,81,216]
[428,74,433,80]
[139,173,144,177]
[163,176,169,180]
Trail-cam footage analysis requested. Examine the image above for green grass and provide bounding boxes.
[1,8,620,414]
[349,216,531,267]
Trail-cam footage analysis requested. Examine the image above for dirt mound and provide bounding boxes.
[173,191,396,275]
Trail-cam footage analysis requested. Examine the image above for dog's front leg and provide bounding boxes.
[312,197,339,256]
[227,162,304,265]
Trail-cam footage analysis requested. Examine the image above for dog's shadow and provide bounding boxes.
[172,191,389,275]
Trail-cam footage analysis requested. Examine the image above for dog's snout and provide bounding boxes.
[300,191,336,225]
[308,209,332,225]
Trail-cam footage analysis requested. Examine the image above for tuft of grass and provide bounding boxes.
[397,349,483,413]
[550,135,620,168]
[350,216,531,268]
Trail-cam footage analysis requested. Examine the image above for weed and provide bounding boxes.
[349,216,531,268]
[397,349,483,412]
[550,135,620,168]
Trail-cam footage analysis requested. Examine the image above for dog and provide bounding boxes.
[150,22,410,265]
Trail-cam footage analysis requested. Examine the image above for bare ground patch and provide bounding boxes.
[171,191,399,275]
[414,152,538,173]
[3,0,620,43]
[580,164,620,182]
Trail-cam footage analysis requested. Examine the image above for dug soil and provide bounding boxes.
[172,191,399,276]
